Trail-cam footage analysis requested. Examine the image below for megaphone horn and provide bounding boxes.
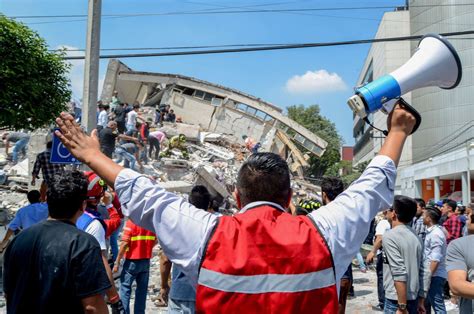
[348,33,462,134]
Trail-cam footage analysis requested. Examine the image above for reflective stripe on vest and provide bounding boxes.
[130,235,156,241]
[198,266,336,294]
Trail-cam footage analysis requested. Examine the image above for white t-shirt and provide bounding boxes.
[375,219,391,255]
[126,110,137,126]
[85,219,107,251]
[97,110,108,127]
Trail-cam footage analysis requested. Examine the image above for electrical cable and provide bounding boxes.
[60,30,474,60]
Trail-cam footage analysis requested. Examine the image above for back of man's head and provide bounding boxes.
[393,195,417,224]
[46,141,53,149]
[189,185,211,210]
[27,190,41,204]
[446,199,457,212]
[321,177,344,202]
[236,153,291,208]
[47,171,88,220]
[415,198,426,208]
[425,206,442,224]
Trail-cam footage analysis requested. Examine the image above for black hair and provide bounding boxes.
[236,152,291,208]
[133,104,140,109]
[393,195,417,223]
[414,198,426,208]
[189,185,211,210]
[321,177,344,201]
[425,206,442,224]
[445,199,457,212]
[457,206,466,215]
[46,141,53,149]
[27,190,41,204]
[47,171,88,220]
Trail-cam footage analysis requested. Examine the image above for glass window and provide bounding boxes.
[211,98,223,107]
[246,107,257,116]
[203,93,214,102]
[236,103,247,112]
[194,90,205,99]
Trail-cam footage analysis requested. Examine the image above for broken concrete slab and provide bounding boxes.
[195,166,230,199]
[158,181,193,193]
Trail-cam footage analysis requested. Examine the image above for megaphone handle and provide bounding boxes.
[397,97,422,134]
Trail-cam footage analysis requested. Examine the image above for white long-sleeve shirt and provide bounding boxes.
[115,155,396,289]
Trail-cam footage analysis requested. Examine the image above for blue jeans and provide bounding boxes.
[384,299,417,314]
[109,221,124,264]
[126,124,136,134]
[115,148,136,170]
[120,259,150,314]
[426,276,447,313]
[356,251,366,271]
[12,138,29,162]
[168,298,196,314]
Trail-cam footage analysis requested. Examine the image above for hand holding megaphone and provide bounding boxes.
[348,34,462,135]
[387,100,418,136]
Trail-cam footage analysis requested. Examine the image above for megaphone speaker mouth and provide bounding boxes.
[420,33,462,89]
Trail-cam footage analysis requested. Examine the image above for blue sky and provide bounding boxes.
[1,0,406,144]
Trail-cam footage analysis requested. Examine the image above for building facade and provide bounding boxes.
[353,2,474,205]
[398,0,474,205]
[353,9,413,169]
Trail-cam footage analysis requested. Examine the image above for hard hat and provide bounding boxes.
[84,171,106,199]
[179,134,186,142]
[298,199,322,212]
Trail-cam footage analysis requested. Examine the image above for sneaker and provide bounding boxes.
[371,304,384,311]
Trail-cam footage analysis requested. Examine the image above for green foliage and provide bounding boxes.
[341,160,371,186]
[0,16,71,130]
[287,104,343,177]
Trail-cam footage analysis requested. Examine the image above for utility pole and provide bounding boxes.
[82,0,102,133]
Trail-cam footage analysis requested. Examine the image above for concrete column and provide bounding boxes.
[434,177,440,201]
[415,180,423,198]
[462,171,469,205]
[82,0,102,133]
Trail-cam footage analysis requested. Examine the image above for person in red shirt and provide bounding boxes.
[113,220,156,314]
[442,199,463,244]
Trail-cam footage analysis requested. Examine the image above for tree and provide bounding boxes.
[0,16,71,130]
[287,104,343,177]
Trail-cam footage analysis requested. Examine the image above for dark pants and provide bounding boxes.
[377,253,385,307]
[117,121,126,134]
[148,136,161,160]
[339,265,353,314]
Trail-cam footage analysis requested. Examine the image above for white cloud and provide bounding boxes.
[285,69,347,94]
[57,45,104,101]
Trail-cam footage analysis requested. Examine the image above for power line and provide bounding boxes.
[61,30,474,60]
[51,43,292,52]
[11,3,474,19]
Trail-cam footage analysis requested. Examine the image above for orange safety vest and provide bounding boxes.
[124,221,156,260]
[196,204,338,314]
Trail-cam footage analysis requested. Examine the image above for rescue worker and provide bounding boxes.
[159,134,188,159]
[113,220,156,314]
[55,102,416,313]
[77,171,125,314]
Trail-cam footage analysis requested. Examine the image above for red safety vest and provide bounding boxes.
[196,204,338,314]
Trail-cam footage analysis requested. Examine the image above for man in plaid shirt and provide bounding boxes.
[442,199,463,244]
[31,141,65,201]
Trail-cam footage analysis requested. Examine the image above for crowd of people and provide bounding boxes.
[94,95,185,171]
[1,101,474,314]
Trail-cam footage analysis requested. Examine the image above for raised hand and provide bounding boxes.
[55,112,101,163]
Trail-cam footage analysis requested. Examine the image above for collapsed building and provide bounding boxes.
[101,59,327,178]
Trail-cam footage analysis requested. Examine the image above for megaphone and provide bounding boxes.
[347,33,462,134]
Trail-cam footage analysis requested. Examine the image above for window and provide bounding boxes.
[236,103,247,112]
[361,60,373,85]
[204,93,214,101]
[194,90,205,99]
[246,107,257,116]
[183,88,194,96]
[211,98,223,107]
